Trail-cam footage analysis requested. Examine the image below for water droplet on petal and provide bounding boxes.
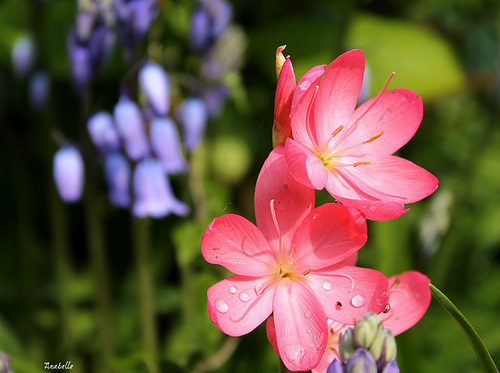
[304,310,312,318]
[298,78,311,91]
[284,344,307,365]
[401,94,408,102]
[215,299,229,314]
[383,303,391,313]
[351,295,366,308]
[238,292,250,302]
[322,281,333,291]
[228,285,237,294]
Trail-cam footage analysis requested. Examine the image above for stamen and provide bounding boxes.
[331,125,344,138]
[292,244,296,254]
[302,268,312,276]
[270,199,282,257]
[363,130,384,144]
[353,161,371,167]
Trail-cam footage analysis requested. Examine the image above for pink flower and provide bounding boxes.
[284,49,439,220]
[311,271,432,373]
[201,146,389,371]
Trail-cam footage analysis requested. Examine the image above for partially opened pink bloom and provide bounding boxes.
[202,146,389,371]
[311,271,431,373]
[284,49,439,220]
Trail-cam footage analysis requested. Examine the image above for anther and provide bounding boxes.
[353,161,372,167]
[363,130,384,144]
[302,268,312,276]
[331,125,344,138]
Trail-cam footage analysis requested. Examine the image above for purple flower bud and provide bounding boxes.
[113,0,157,46]
[132,158,189,218]
[327,358,344,373]
[176,97,208,152]
[53,146,85,203]
[138,63,170,116]
[105,152,131,207]
[189,8,211,50]
[12,35,35,78]
[29,71,50,111]
[0,351,12,373]
[189,0,232,51]
[68,34,93,91]
[87,111,120,152]
[346,349,377,373]
[150,117,188,174]
[113,97,150,160]
[76,10,95,41]
[206,0,232,39]
[88,25,115,73]
[380,360,399,373]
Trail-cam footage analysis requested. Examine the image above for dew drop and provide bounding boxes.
[383,303,391,313]
[322,281,333,291]
[298,78,311,91]
[401,94,408,102]
[284,344,307,365]
[228,285,237,294]
[215,299,229,314]
[351,295,366,308]
[238,292,250,302]
[304,310,312,319]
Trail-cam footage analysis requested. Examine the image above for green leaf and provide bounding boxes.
[429,283,500,373]
[346,13,466,101]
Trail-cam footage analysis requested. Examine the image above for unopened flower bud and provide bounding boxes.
[104,152,130,207]
[275,45,286,78]
[138,62,170,116]
[133,158,189,218]
[370,328,397,369]
[113,97,150,160]
[326,358,344,373]
[53,146,85,203]
[353,312,382,349]
[176,97,208,152]
[12,35,35,78]
[150,117,188,174]
[346,348,377,373]
[339,327,356,362]
[87,111,120,152]
[380,360,400,373]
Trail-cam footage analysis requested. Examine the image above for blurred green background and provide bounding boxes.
[1,0,500,372]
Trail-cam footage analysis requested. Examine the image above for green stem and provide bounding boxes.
[429,283,499,373]
[132,217,159,373]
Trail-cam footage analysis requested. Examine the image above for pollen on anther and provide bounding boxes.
[353,161,372,167]
[331,125,344,138]
[302,268,312,276]
[363,130,384,144]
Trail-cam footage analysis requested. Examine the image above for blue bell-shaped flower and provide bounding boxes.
[53,145,85,203]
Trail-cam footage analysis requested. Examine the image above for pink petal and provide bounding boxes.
[307,266,389,325]
[291,64,326,113]
[340,89,423,155]
[266,316,280,357]
[255,145,315,256]
[338,154,439,204]
[335,196,408,221]
[313,50,365,147]
[207,275,276,337]
[273,57,296,146]
[273,279,328,371]
[291,203,367,271]
[201,214,276,276]
[379,271,431,336]
[285,138,329,190]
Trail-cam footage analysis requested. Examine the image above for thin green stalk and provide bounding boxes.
[429,283,499,373]
[132,216,159,373]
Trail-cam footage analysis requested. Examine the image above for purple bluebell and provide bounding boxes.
[132,158,189,218]
[138,62,170,116]
[87,25,115,73]
[189,0,232,52]
[327,359,344,373]
[149,117,188,174]
[75,9,95,41]
[346,349,377,373]
[176,97,208,152]
[53,145,85,203]
[113,96,150,160]
[68,33,93,91]
[105,152,131,207]
[202,84,228,117]
[29,71,50,111]
[12,35,35,78]
[0,351,12,373]
[113,0,157,47]
[87,111,120,153]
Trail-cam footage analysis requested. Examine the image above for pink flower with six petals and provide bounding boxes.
[201,146,389,371]
[284,49,439,221]
[311,270,432,373]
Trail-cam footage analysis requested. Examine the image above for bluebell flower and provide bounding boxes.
[202,84,228,117]
[132,158,189,218]
[68,32,93,91]
[53,145,85,203]
[138,62,170,117]
[113,0,157,47]
[176,97,208,152]
[189,0,232,52]
[105,152,131,207]
[149,117,188,174]
[346,349,377,373]
[327,359,344,373]
[29,71,50,111]
[113,96,150,160]
[12,35,35,78]
[87,111,121,153]
[87,24,115,73]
